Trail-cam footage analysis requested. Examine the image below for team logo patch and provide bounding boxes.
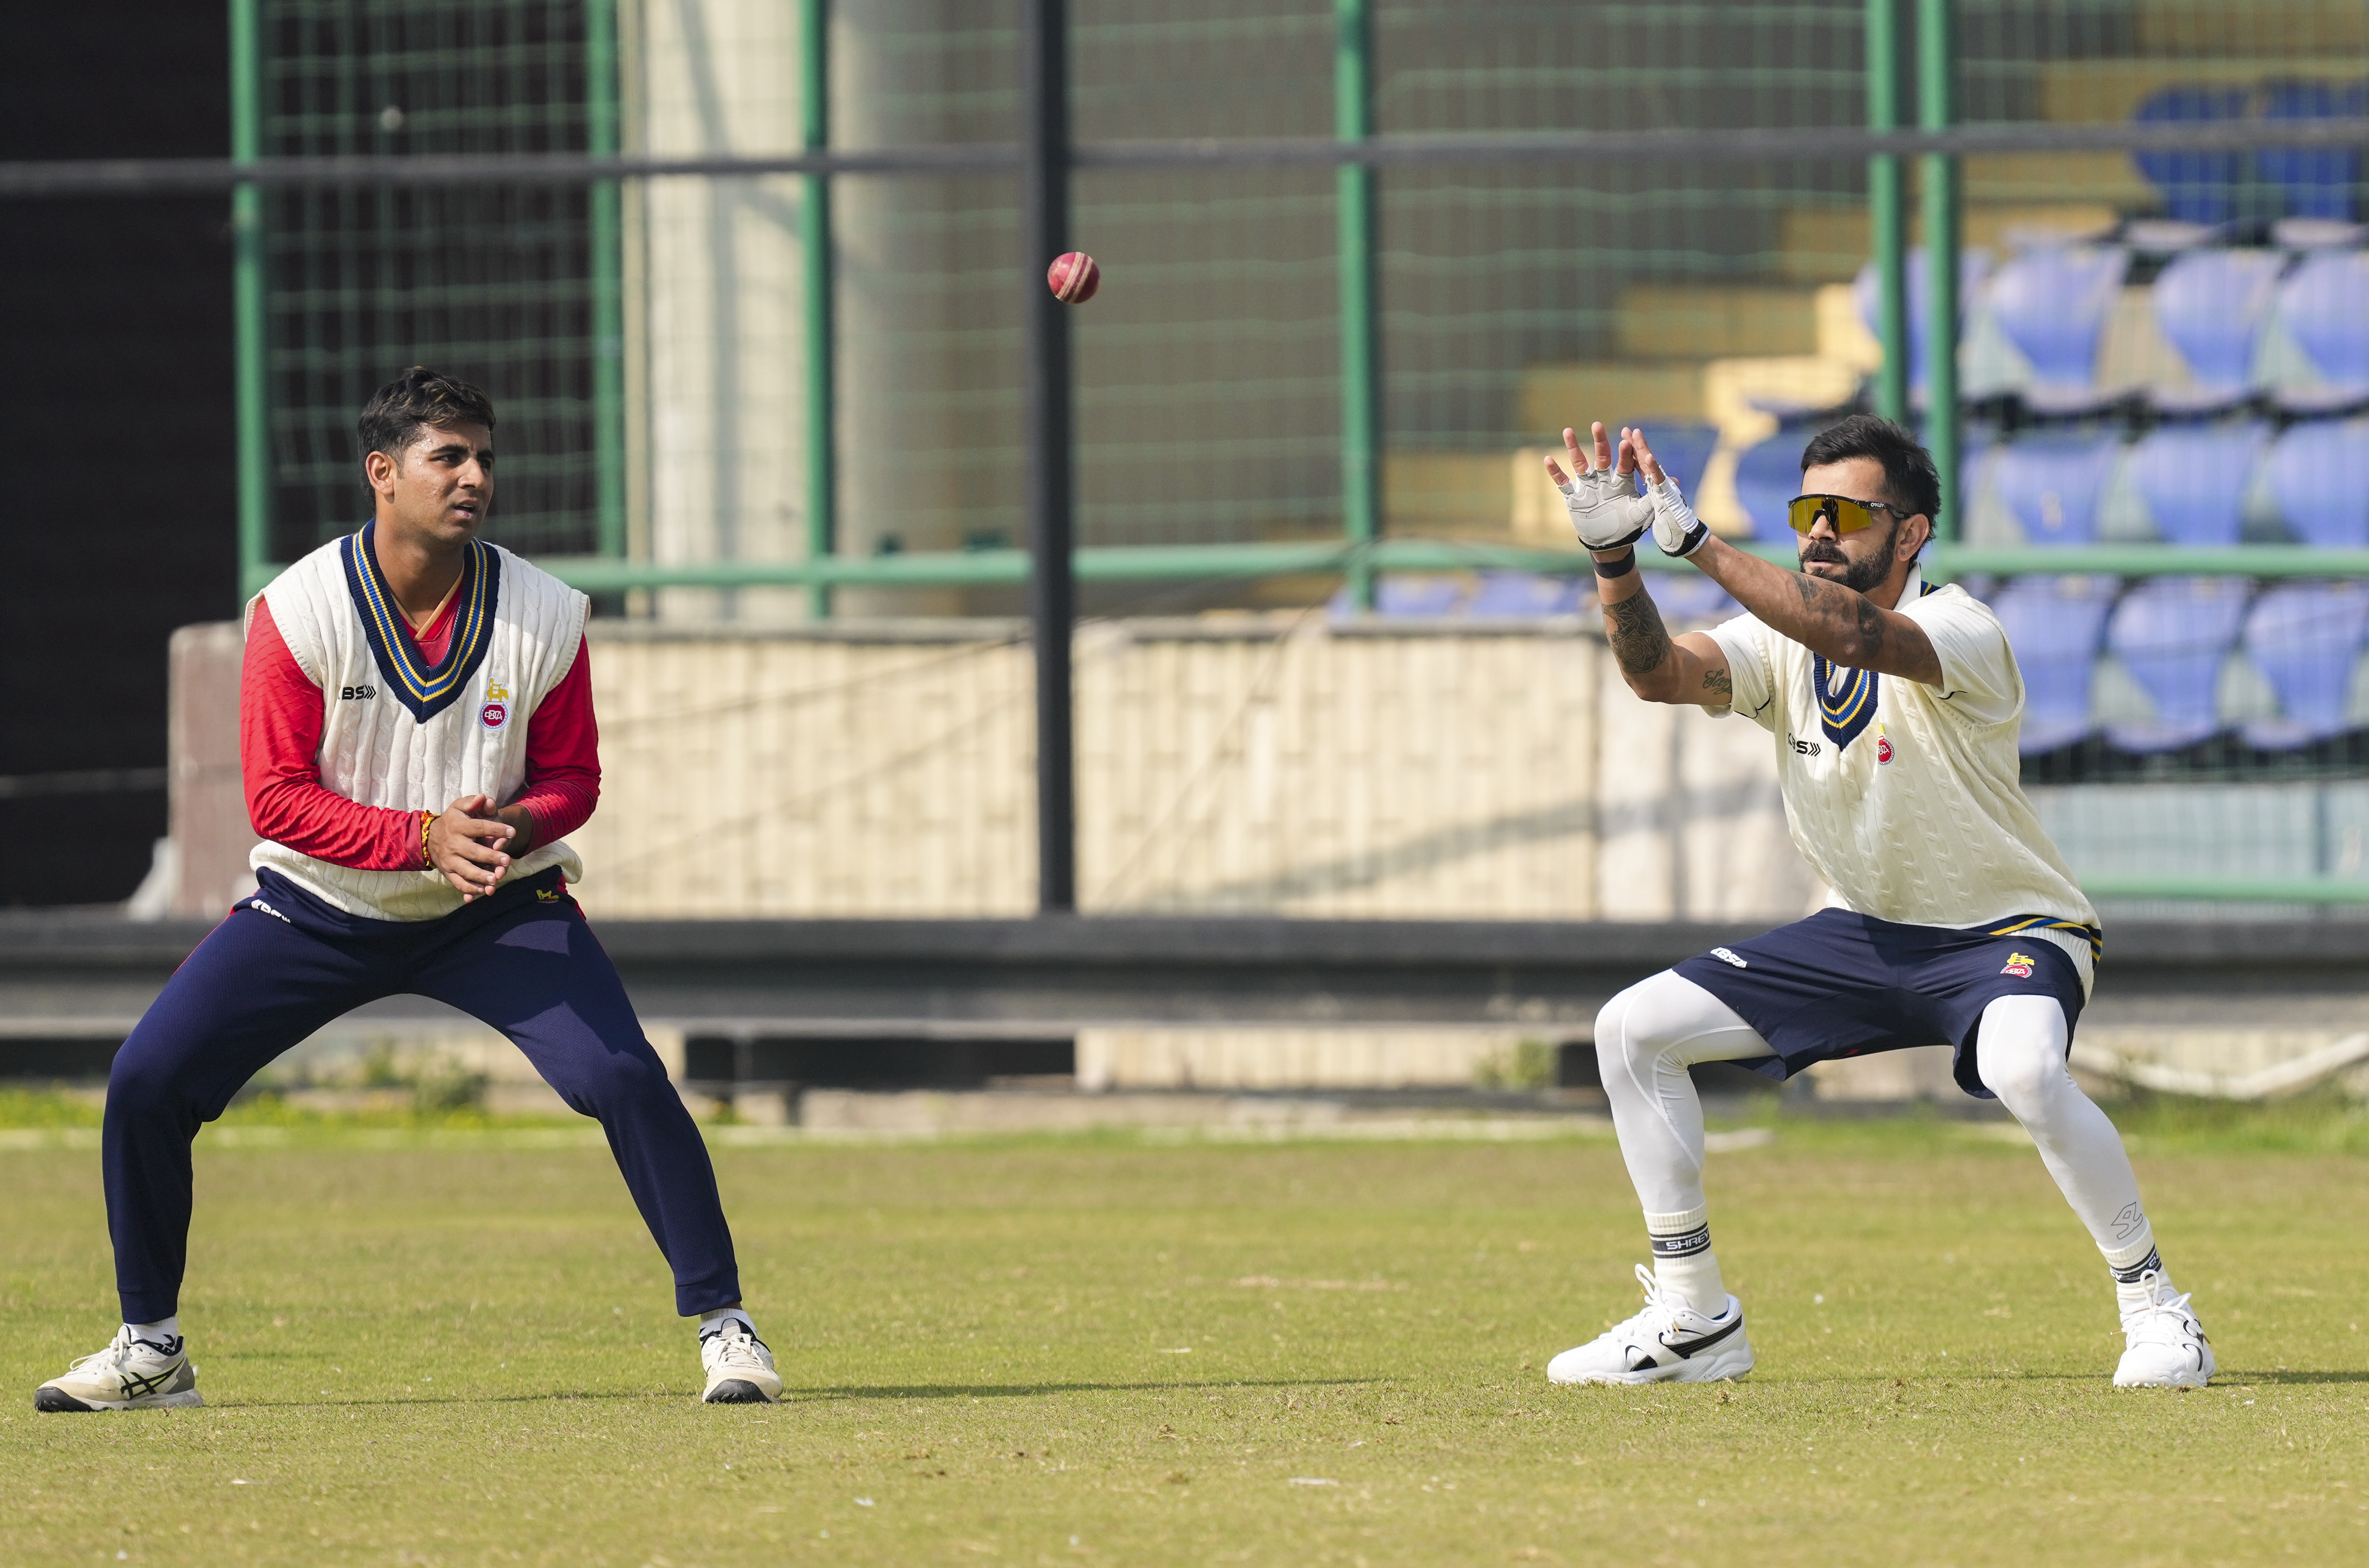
[480,701,508,729]
[1875,725,1894,765]
[2000,951,2036,979]
[535,888,562,903]
[1711,947,1749,968]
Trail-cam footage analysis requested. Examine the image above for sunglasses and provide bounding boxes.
[1786,494,1913,535]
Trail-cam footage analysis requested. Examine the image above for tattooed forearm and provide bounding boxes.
[1782,570,1886,665]
[1853,594,1887,660]
[1603,589,1675,679]
[1702,667,1731,701]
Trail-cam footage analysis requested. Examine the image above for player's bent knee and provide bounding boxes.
[1975,996,2074,1109]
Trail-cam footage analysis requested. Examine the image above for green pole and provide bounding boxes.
[1335,0,1379,611]
[1866,0,1908,423]
[800,0,836,619]
[1918,0,1960,548]
[230,0,270,602]
[585,0,628,561]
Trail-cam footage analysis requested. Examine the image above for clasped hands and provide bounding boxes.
[427,794,534,902]
[1542,421,1708,559]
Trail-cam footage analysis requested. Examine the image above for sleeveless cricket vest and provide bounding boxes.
[1705,564,2100,994]
[246,525,590,921]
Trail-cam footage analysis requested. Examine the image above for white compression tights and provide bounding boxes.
[1595,970,2157,1271]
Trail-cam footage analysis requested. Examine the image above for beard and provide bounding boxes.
[1798,521,1898,595]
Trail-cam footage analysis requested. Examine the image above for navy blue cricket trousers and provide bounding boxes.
[105,866,741,1323]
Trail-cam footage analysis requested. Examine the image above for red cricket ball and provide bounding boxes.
[1047,251,1101,305]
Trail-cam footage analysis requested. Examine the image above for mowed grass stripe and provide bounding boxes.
[3,1132,2366,1566]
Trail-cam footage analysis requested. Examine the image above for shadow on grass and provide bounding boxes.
[215,1377,1388,1411]
[2216,1368,2369,1385]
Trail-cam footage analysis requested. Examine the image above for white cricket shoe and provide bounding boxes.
[700,1321,783,1404]
[1547,1263,1754,1385]
[34,1327,202,1413]
[2113,1270,2213,1389]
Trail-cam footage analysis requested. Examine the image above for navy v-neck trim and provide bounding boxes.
[340,522,501,724]
[1811,655,1879,752]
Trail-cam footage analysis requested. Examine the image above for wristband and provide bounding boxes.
[1591,548,1638,580]
[420,810,435,870]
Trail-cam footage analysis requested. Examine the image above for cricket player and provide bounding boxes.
[1542,414,2211,1389]
[36,368,780,1411]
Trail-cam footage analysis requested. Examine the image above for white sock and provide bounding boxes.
[126,1316,182,1349]
[2111,1245,2175,1306]
[698,1307,755,1340]
[1646,1208,1728,1316]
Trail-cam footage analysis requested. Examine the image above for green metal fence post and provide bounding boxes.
[585,0,628,562]
[800,0,836,619]
[1866,0,1909,423]
[1918,0,1960,548]
[1335,0,1379,611]
[230,0,270,602]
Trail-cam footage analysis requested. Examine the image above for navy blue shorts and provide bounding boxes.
[1671,908,2092,1099]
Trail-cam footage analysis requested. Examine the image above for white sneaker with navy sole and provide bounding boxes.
[1547,1263,1755,1385]
[2114,1270,2213,1389]
[35,1328,203,1412]
[700,1321,783,1404]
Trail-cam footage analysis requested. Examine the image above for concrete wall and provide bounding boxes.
[158,615,1822,922]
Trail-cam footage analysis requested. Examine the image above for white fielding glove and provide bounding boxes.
[1556,464,1654,552]
[1648,472,1711,558]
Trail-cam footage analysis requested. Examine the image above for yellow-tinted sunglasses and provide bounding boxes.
[1786,494,1912,535]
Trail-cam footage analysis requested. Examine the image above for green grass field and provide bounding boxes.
[5,1107,2369,1566]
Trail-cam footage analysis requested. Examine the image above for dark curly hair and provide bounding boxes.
[358,366,497,466]
[1798,413,1942,523]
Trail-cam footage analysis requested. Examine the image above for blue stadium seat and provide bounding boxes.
[2257,80,2367,223]
[1984,245,2130,414]
[1988,432,2121,546]
[2129,421,2271,546]
[1371,576,1465,616]
[2265,418,2369,548]
[2274,250,2369,412]
[2149,248,2285,412]
[1466,572,1581,617]
[2133,85,2252,227]
[1851,248,1992,401]
[1993,575,2116,754]
[1731,437,1804,539]
[2241,580,2369,750]
[1650,574,1742,627]
[2105,576,2252,752]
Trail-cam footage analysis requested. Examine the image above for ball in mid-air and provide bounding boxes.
[1047,251,1101,305]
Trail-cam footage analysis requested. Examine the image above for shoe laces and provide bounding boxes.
[705,1325,768,1370]
[2120,1270,2202,1341]
[1600,1263,1686,1343]
[67,1327,147,1378]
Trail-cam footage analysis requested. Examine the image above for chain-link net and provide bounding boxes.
[263,0,601,561]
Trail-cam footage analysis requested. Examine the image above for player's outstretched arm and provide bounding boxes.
[1546,422,1733,709]
[1624,427,1943,685]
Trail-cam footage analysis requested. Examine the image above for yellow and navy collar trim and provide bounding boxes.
[1989,914,2104,964]
[339,522,501,724]
[1810,654,1879,752]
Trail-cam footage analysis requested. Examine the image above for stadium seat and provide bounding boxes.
[2149,249,2286,413]
[1992,575,2116,753]
[1731,437,1805,539]
[2134,85,2253,227]
[2240,580,2369,750]
[1983,245,2131,413]
[1851,248,1993,401]
[2256,80,2367,223]
[1466,571,1582,617]
[2128,422,2271,546]
[2265,418,2369,548]
[1988,432,2121,546]
[1371,576,1464,616]
[2273,250,2369,411]
[2104,576,2252,752]
[1650,574,1742,627]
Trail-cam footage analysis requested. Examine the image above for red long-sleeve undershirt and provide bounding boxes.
[242,596,601,872]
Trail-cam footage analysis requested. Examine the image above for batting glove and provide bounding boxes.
[1648,473,1711,558]
[1556,464,1654,552]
